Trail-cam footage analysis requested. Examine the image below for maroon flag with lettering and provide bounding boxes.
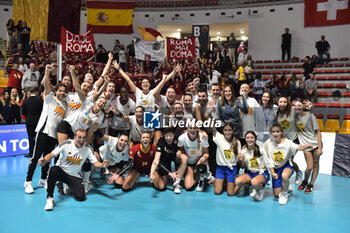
[61,27,95,54]
[305,0,350,27]
[166,37,196,60]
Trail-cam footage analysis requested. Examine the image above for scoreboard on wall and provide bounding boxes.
[0,124,29,157]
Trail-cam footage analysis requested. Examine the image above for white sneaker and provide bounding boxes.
[255,189,264,201]
[83,181,91,194]
[238,186,248,196]
[63,184,72,195]
[279,192,289,205]
[38,179,47,189]
[173,183,182,194]
[250,188,257,198]
[295,171,303,185]
[44,197,54,211]
[196,180,205,192]
[24,181,34,194]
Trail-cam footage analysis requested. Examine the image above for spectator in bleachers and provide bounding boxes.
[315,35,330,65]
[220,56,233,74]
[237,48,248,66]
[0,90,11,124]
[96,44,108,63]
[281,27,291,60]
[235,60,252,88]
[304,73,318,103]
[253,72,265,102]
[18,57,28,74]
[212,47,223,70]
[113,39,121,61]
[302,56,316,81]
[20,22,31,53]
[6,29,17,53]
[270,74,280,100]
[227,32,236,64]
[279,74,290,97]
[289,74,304,101]
[247,54,254,69]
[10,88,21,124]
[118,45,128,72]
[126,40,135,57]
[11,43,23,64]
[221,42,229,58]
[21,62,40,90]
[5,57,23,93]
[26,43,37,61]
[15,20,23,44]
[237,42,245,54]
[6,19,16,51]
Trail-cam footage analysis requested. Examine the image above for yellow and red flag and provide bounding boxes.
[86,0,135,34]
[13,0,81,42]
[137,27,163,41]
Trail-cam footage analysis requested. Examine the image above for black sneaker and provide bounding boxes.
[298,180,308,191]
[304,184,314,194]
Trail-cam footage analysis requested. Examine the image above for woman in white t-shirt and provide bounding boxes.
[24,65,68,194]
[235,131,269,201]
[177,125,209,192]
[212,122,241,196]
[294,98,322,194]
[263,124,312,205]
[113,61,181,111]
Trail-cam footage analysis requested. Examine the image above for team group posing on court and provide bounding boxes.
[22,53,323,211]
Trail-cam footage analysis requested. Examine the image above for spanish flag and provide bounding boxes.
[137,27,163,41]
[86,0,135,34]
[12,0,81,42]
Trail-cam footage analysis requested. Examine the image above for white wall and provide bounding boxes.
[2,3,350,59]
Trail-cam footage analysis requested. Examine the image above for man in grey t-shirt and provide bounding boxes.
[21,62,40,89]
[305,73,318,103]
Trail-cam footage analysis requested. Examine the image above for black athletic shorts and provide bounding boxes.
[57,121,74,139]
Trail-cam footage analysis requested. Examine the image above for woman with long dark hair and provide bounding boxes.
[235,131,269,201]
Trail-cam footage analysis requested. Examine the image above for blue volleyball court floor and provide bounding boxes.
[0,155,348,233]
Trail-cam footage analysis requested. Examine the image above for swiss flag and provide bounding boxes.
[305,0,350,27]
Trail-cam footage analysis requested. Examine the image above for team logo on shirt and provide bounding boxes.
[281,118,290,130]
[69,102,82,111]
[54,106,65,118]
[273,150,284,163]
[249,157,258,168]
[66,155,83,165]
[224,149,232,160]
[296,122,305,133]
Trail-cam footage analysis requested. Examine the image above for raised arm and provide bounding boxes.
[94,53,114,89]
[69,65,86,101]
[153,64,182,100]
[113,60,137,93]
[42,65,54,96]
[92,76,109,102]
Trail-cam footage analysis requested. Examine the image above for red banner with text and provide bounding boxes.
[61,27,95,54]
[166,37,196,60]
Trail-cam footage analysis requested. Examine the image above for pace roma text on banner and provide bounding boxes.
[61,27,95,54]
[166,37,196,60]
